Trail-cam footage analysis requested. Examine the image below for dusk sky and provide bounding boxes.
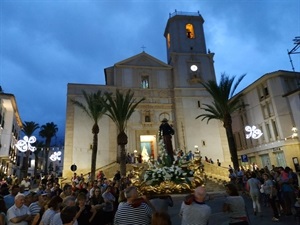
[1,0,299,144]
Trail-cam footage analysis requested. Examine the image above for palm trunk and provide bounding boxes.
[44,149,49,175]
[44,139,51,175]
[91,123,99,182]
[34,153,39,177]
[22,151,30,178]
[118,131,128,177]
[91,133,98,182]
[224,116,239,170]
[119,144,127,177]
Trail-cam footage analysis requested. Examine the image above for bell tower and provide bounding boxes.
[164,11,216,87]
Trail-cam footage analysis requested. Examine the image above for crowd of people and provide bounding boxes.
[0,170,175,225]
[227,164,300,222]
[0,162,299,225]
[0,168,250,225]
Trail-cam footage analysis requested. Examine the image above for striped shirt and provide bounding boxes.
[114,202,153,225]
[29,202,41,215]
[40,208,57,225]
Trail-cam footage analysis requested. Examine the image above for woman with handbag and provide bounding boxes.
[246,172,262,216]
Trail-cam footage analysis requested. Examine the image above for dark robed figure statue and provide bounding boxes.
[159,118,175,163]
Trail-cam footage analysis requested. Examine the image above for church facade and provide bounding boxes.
[63,11,231,177]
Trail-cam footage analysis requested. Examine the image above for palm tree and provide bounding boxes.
[103,89,145,176]
[71,90,107,181]
[21,121,40,178]
[39,122,58,174]
[196,73,246,170]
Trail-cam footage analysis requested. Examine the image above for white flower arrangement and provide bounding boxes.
[144,164,194,185]
[142,139,195,185]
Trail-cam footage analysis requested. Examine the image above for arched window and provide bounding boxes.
[186,23,195,39]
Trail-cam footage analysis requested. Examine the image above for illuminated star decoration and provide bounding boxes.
[245,125,263,139]
[49,151,62,161]
[15,136,37,152]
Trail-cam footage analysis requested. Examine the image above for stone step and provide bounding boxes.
[204,177,226,192]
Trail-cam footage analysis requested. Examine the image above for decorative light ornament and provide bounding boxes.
[245,125,263,139]
[49,151,61,161]
[15,136,37,152]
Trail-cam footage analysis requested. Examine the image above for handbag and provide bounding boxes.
[259,185,264,193]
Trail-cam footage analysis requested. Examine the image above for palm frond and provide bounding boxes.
[197,73,246,122]
[22,121,40,137]
[103,89,145,132]
[71,90,107,124]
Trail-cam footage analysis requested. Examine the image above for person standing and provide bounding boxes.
[6,193,31,225]
[114,186,153,225]
[39,196,63,225]
[159,118,175,163]
[89,187,105,225]
[59,184,72,200]
[150,195,173,213]
[20,178,31,192]
[75,193,96,225]
[60,206,78,225]
[262,173,279,221]
[278,167,295,216]
[223,183,249,225]
[4,185,20,209]
[0,195,7,225]
[179,186,211,225]
[102,186,116,225]
[151,211,172,225]
[50,196,79,225]
[29,192,48,217]
[246,172,261,216]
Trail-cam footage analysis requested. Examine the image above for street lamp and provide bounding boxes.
[292,126,298,138]
[285,126,298,140]
[194,145,201,158]
[134,150,138,163]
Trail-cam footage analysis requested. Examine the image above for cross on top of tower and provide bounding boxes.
[141,45,146,52]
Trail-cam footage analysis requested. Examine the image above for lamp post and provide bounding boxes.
[134,150,138,163]
[194,145,201,158]
[285,126,298,140]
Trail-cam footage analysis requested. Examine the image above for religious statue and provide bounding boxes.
[159,118,175,163]
[141,145,150,162]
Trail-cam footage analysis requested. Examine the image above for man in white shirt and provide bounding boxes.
[179,186,212,225]
[20,178,31,192]
[7,193,31,225]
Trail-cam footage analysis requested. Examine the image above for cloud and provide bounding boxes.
[1,0,299,142]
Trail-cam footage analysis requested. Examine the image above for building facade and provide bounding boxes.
[63,11,231,178]
[0,92,23,176]
[64,11,300,178]
[231,70,300,171]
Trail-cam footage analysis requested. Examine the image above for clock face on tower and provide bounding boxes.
[190,65,198,72]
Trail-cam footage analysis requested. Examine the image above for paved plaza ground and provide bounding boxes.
[168,192,300,225]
